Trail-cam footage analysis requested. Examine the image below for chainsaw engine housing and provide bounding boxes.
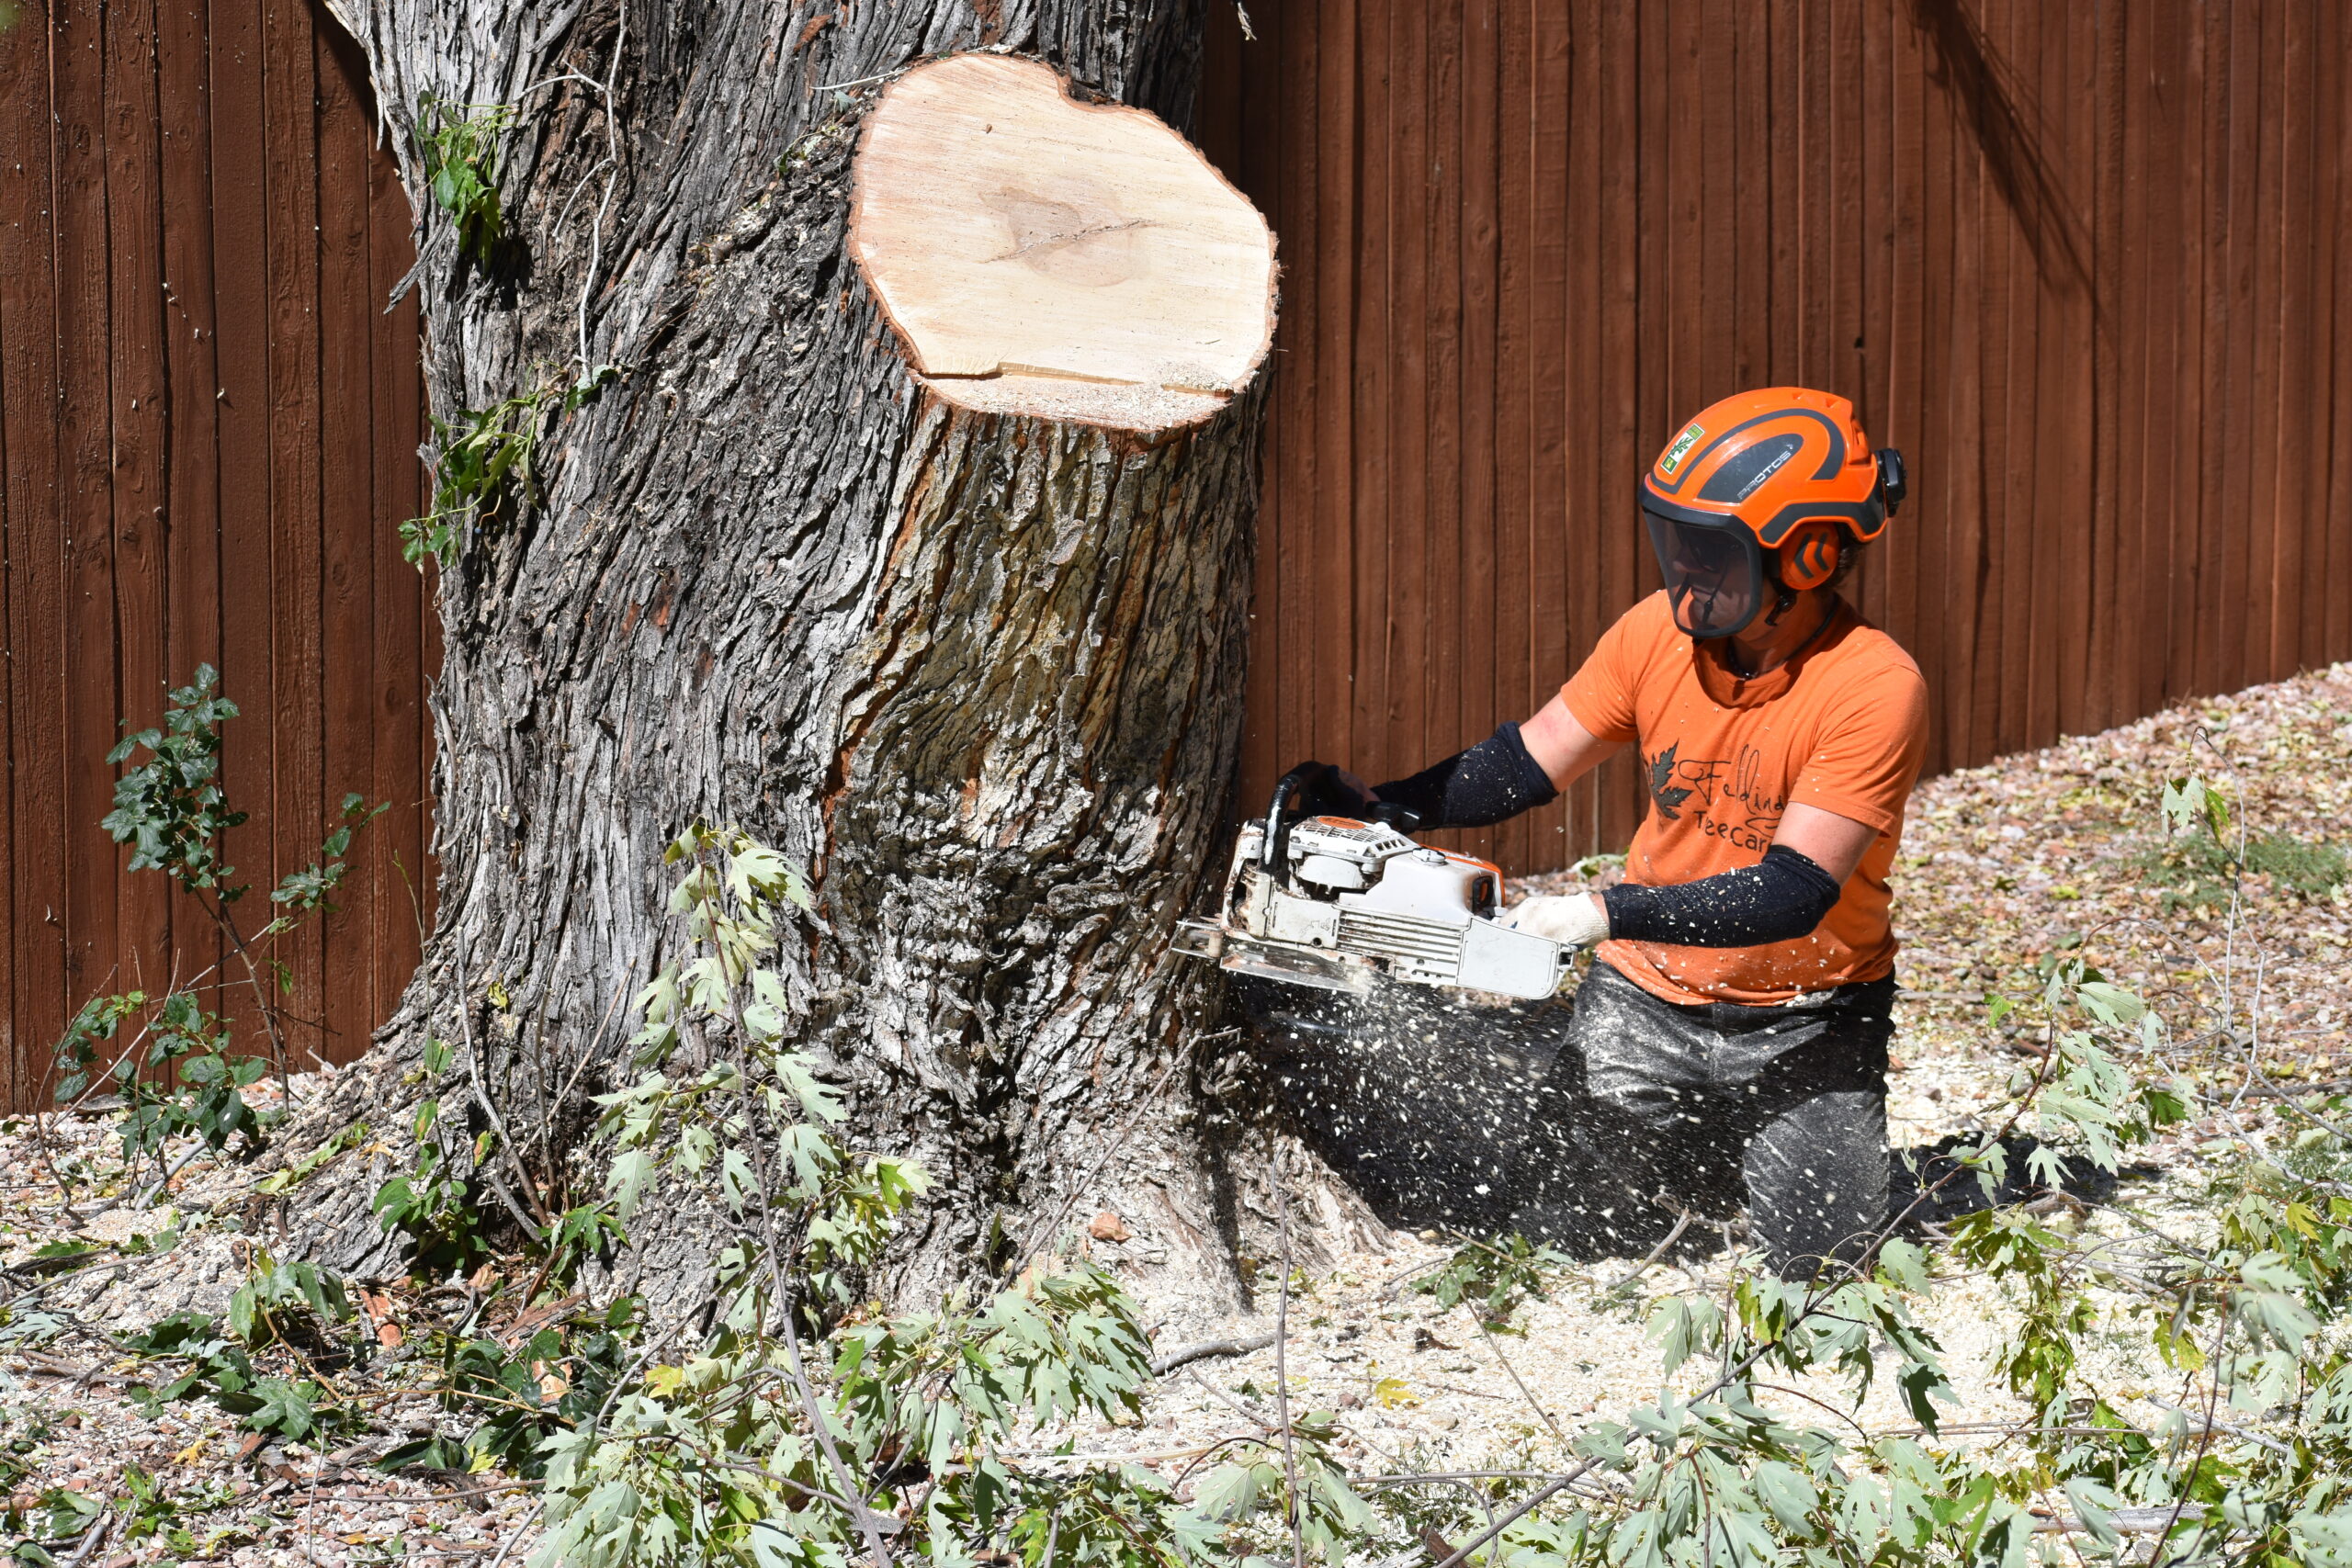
[1175,814,1568,999]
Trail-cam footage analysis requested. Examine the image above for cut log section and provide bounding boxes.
[850,52,1278,432]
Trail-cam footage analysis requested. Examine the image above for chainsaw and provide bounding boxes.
[1172,763,1572,1001]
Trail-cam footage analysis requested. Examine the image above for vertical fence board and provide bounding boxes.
[2270,2,2315,683]
[0,13,66,1095]
[262,0,326,1067]
[316,20,379,1059]
[1311,0,1356,785]
[2322,1,2351,668]
[1454,4,1503,867]
[107,0,177,1013]
[57,0,124,1020]
[370,122,431,1034]
[158,0,227,1021]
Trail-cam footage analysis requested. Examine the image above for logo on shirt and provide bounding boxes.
[1645,743,1695,820]
[1642,741,1787,852]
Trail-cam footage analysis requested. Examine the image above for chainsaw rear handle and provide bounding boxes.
[1261,761,1422,886]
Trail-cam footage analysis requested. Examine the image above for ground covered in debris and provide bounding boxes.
[4,660,2349,1563]
[0,1069,547,1565]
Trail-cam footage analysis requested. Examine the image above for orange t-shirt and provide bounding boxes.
[1560,592,1928,1008]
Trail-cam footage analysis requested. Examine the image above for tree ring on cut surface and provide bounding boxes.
[849,52,1278,433]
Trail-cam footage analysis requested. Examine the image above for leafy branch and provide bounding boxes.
[401,370,617,570]
[51,667,385,1206]
[416,93,517,265]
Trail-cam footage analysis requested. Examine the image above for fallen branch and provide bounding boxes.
[10,1349,129,1387]
[59,1508,115,1568]
[1150,1331,1279,1377]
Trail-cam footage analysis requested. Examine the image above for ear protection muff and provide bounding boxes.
[1778,523,1843,591]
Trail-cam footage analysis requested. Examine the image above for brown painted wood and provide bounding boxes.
[1518,0,1571,871]
[107,0,176,1027]
[2296,0,2339,677]
[1205,0,2352,874]
[206,0,275,1050]
[368,56,432,1049]
[0,7,67,1096]
[1311,0,1356,790]
[315,20,378,1063]
[2323,1,2351,668]
[0,0,429,1106]
[157,0,228,1031]
[262,0,326,1070]
[55,0,122,1029]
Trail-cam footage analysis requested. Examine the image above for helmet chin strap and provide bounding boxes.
[1761,579,1802,629]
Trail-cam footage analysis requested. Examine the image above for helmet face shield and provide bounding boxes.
[1645,509,1767,639]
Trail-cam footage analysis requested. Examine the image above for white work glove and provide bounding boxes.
[1499,892,1611,949]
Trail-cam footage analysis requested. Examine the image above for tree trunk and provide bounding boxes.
[280,0,1294,1320]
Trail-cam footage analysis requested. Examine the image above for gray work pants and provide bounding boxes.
[1512,958,1893,1279]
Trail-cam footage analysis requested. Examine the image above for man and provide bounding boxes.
[1332,388,1928,1279]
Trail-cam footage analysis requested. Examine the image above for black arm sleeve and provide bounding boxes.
[1600,844,1842,948]
[1370,721,1560,830]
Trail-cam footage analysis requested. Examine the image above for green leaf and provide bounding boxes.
[605,1149,656,1221]
[244,1378,320,1441]
[1188,1463,1261,1523]
[2064,1478,2121,1547]
[1606,1508,1665,1568]
[1875,1237,1930,1292]
[2074,979,2147,1025]
[1752,1461,1818,1534]
[226,1282,258,1346]
[1645,1294,1719,1374]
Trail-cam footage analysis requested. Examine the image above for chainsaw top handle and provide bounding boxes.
[1261,762,1423,888]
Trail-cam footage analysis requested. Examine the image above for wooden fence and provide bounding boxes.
[0,0,431,1100]
[1201,0,2352,874]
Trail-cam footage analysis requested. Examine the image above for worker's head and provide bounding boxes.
[1639,388,1905,640]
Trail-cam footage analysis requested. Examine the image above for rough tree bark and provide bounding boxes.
[274,0,1306,1320]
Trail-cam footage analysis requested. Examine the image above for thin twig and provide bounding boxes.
[1468,1311,1569,1457]
[1357,1470,1555,1487]
[58,1509,115,1568]
[1183,1366,1272,1430]
[481,1498,546,1568]
[1601,1207,1693,1294]
[2146,1292,2237,1568]
[811,68,902,94]
[453,931,554,1235]
[1016,1039,1205,1272]
[1271,1145,1304,1568]
[133,1138,214,1209]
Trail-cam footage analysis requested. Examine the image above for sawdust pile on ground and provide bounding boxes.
[5,662,2350,1563]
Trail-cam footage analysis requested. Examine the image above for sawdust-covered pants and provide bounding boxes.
[1525,959,1893,1278]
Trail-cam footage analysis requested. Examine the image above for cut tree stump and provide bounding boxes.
[851,52,1276,431]
[258,17,1290,1318]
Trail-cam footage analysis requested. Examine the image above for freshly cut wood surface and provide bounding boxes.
[850,52,1276,431]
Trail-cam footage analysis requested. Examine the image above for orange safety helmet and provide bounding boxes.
[1638,388,1906,639]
